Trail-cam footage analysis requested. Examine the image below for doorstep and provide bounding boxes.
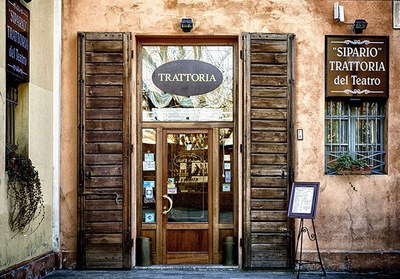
[133,264,240,271]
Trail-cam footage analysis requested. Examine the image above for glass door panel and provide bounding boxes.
[142,129,157,223]
[165,132,209,223]
[219,128,234,224]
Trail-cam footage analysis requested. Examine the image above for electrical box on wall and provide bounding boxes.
[334,2,344,23]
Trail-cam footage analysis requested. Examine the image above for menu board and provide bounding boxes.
[288,182,320,219]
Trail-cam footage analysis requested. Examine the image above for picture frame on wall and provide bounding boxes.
[393,0,400,29]
[287,182,320,219]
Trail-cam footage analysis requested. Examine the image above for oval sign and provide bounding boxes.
[152,60,223,96]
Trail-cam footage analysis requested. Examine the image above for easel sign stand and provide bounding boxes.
[287,182,326,279]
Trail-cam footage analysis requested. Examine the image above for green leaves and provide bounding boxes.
[329,153,368,172]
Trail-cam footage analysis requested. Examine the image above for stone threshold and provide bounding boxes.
[134,264,240,271]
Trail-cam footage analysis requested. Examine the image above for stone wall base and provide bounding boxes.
[0,251,61,279]
[300,251,400,272]
[60,251,77,269]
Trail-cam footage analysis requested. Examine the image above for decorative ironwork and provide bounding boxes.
[294,219,326,279]
[325,100,385,174]
[6,83,18,156]
[300,226,316,241]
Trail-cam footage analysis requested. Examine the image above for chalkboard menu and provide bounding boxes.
[6,0,30,82]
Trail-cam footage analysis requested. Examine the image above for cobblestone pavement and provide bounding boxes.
[43,266,400,279]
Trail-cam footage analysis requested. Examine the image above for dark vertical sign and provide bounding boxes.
[325,36,389,98]
[6,0,30,82]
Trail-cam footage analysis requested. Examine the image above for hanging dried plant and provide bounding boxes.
[6,151,45,235]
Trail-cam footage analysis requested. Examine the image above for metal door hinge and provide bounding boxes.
[240,50,243,60]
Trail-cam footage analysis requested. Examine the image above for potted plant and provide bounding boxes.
[328,153,371,191]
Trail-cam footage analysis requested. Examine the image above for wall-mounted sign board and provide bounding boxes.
[325,35,388,98]
[6,0,30,83]
[287,182,320,219]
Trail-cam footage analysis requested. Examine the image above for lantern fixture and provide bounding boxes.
[180,18,193,32]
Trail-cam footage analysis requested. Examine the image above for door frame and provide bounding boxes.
[134,36,240,265]
[162,128,213,264]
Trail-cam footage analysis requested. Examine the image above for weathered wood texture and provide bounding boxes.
[78,32,131,269]
[243,33,293,269]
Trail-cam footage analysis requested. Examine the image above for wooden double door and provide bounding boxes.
[139,127,236,264]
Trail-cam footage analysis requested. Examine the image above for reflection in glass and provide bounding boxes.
[167,133,208,222]
[142,129,157,223]
[219,128,234,224]
[142,46,233,122]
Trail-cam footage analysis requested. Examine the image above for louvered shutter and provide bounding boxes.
[77,32,132,269]
[242,33,295,268]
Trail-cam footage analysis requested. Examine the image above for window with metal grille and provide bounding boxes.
[325,100,385,174]
[6,83,18,156]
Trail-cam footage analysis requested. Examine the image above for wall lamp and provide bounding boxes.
[180,18,193,32]
[352,19,368,34]
[334,3,368,34]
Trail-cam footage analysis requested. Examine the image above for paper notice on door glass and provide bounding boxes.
[167,187,177,194]
[222,183,231,192]
[143,180,155,188]
[143,161,156,171]
[292,187,314,214]
[225,171,231,183]
[144,153,155,162]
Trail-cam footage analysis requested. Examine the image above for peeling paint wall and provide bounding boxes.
[0,0,55,271]
[61,0,400,269]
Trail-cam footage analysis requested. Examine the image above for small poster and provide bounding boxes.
[167,178,175,188]
[222,183,231,192]
[167,187,178,194]
[225,171,231,183]
[144,153,155,162]
[224,155,231,161]
[143,161,156,171]
[143,181,155,203]
[143,181,155,188]
[224,163,231,170]
[144,212,155,223]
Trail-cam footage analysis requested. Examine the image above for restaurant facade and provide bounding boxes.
[2,0,400,277]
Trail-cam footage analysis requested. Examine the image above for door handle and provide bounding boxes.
[162,194,173,215]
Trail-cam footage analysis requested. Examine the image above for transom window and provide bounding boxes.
[325,100,385,174]
[141,45,233,122]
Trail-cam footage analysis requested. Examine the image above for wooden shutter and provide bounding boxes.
[242,33,295,268]
[77,32,132,269]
